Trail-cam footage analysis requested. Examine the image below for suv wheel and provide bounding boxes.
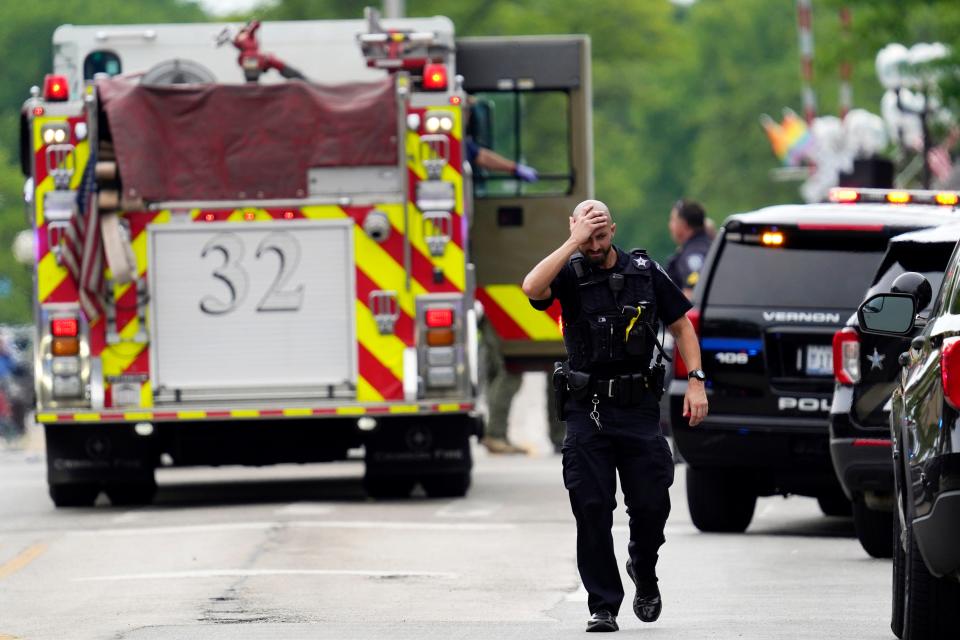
[686,466,756,533]
[49,482,100,508]
[816,490,851,517]
[903,519,960,638]
[362,474,415,499]
[421,472,471,498]
[853,497,893,558]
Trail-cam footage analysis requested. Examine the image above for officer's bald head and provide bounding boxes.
[572,200,614,226]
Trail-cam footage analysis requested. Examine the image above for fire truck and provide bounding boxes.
[19,10,592,506]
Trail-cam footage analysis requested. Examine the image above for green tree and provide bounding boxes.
[0,0,208,323]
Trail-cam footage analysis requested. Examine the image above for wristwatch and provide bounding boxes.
[687,369,706,382]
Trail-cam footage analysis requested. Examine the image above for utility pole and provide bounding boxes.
[383,0,405,19]
[796,0,817,124]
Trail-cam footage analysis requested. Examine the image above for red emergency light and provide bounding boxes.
[51,317,79,337]
[425,307,454,327]
[43,75,69,102]
[423,63,448,91]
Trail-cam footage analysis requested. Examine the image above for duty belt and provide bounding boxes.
[591,372,654,405]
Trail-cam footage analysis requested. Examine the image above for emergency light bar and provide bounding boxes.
[828,187,960,207]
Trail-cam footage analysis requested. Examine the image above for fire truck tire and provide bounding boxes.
[49,483,100,508]
[105,478,157,506]
[363,475,415,499]
[421,472,471,498]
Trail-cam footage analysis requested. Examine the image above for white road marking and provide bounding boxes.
[111,513,142,524]
[273,503,336,516]
[291,520,514,531]
[434,501,501,518]
[74,568,456,582]
[66,520,515,537]
[69,522,277,537]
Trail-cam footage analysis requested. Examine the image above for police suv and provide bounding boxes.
[831,218,960,558]
[671,188,960,533]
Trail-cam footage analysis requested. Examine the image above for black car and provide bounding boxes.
[831,223,960,558]
[672,189,960,533]
[857,247,960,639]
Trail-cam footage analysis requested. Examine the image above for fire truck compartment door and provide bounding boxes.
[148,219,356,402]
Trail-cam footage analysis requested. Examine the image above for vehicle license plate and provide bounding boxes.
[804,345,833,376]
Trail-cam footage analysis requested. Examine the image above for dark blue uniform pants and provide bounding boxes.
[561,399,674,616]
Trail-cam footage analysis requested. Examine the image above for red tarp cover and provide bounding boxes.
[97,77,398,201]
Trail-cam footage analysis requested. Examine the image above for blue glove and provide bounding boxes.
[514,163,539,183]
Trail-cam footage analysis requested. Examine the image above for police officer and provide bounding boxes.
[522,200,707,633]
[666,199,712,299]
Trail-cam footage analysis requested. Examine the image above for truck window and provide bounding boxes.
[84,51,122,79]
[469,90,572,198]
[708,236,887,309]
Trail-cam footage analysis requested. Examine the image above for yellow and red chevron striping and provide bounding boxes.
[476,285,563,342]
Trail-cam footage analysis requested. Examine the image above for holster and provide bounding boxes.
[552,361,570,421]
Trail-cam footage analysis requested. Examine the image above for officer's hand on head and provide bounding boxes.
[683,383,708,427]
[569,207,608,245]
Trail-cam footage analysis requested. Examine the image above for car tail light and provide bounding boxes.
[43,74,69,101]
[674,308,701,379]
[940,337,960,409]
[833,327,860,385]
[422,63,447,90]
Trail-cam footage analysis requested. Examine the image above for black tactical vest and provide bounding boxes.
[563,248,659,372]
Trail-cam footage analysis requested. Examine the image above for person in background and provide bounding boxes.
[665,199,712,299]
[468,98,539,455]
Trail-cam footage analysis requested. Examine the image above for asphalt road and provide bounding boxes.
[0,425,892,640]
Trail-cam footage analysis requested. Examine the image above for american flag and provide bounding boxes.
[62,150,105,323]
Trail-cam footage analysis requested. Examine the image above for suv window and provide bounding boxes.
[870,242,952,312]
[708,235,886,308]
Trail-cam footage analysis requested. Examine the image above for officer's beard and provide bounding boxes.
[585,246,611,266]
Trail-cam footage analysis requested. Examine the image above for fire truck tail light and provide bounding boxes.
[426,328,455,346]
[52,317,79,337]
[425,307,454,327]
[423,63,447,91]
[52,337,80,357]
[941,337,960,409]
[43,75,69,102]
[832,327,860,385]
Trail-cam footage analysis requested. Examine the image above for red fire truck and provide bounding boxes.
[20,9,593,506]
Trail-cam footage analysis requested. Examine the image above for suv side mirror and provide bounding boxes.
[858,293,917,336]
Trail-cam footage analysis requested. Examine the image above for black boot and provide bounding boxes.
[626,561,662,623]
[585,610,618,632]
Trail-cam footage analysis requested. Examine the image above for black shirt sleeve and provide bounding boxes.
[529,264,573,311]
[653,261,693,325]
